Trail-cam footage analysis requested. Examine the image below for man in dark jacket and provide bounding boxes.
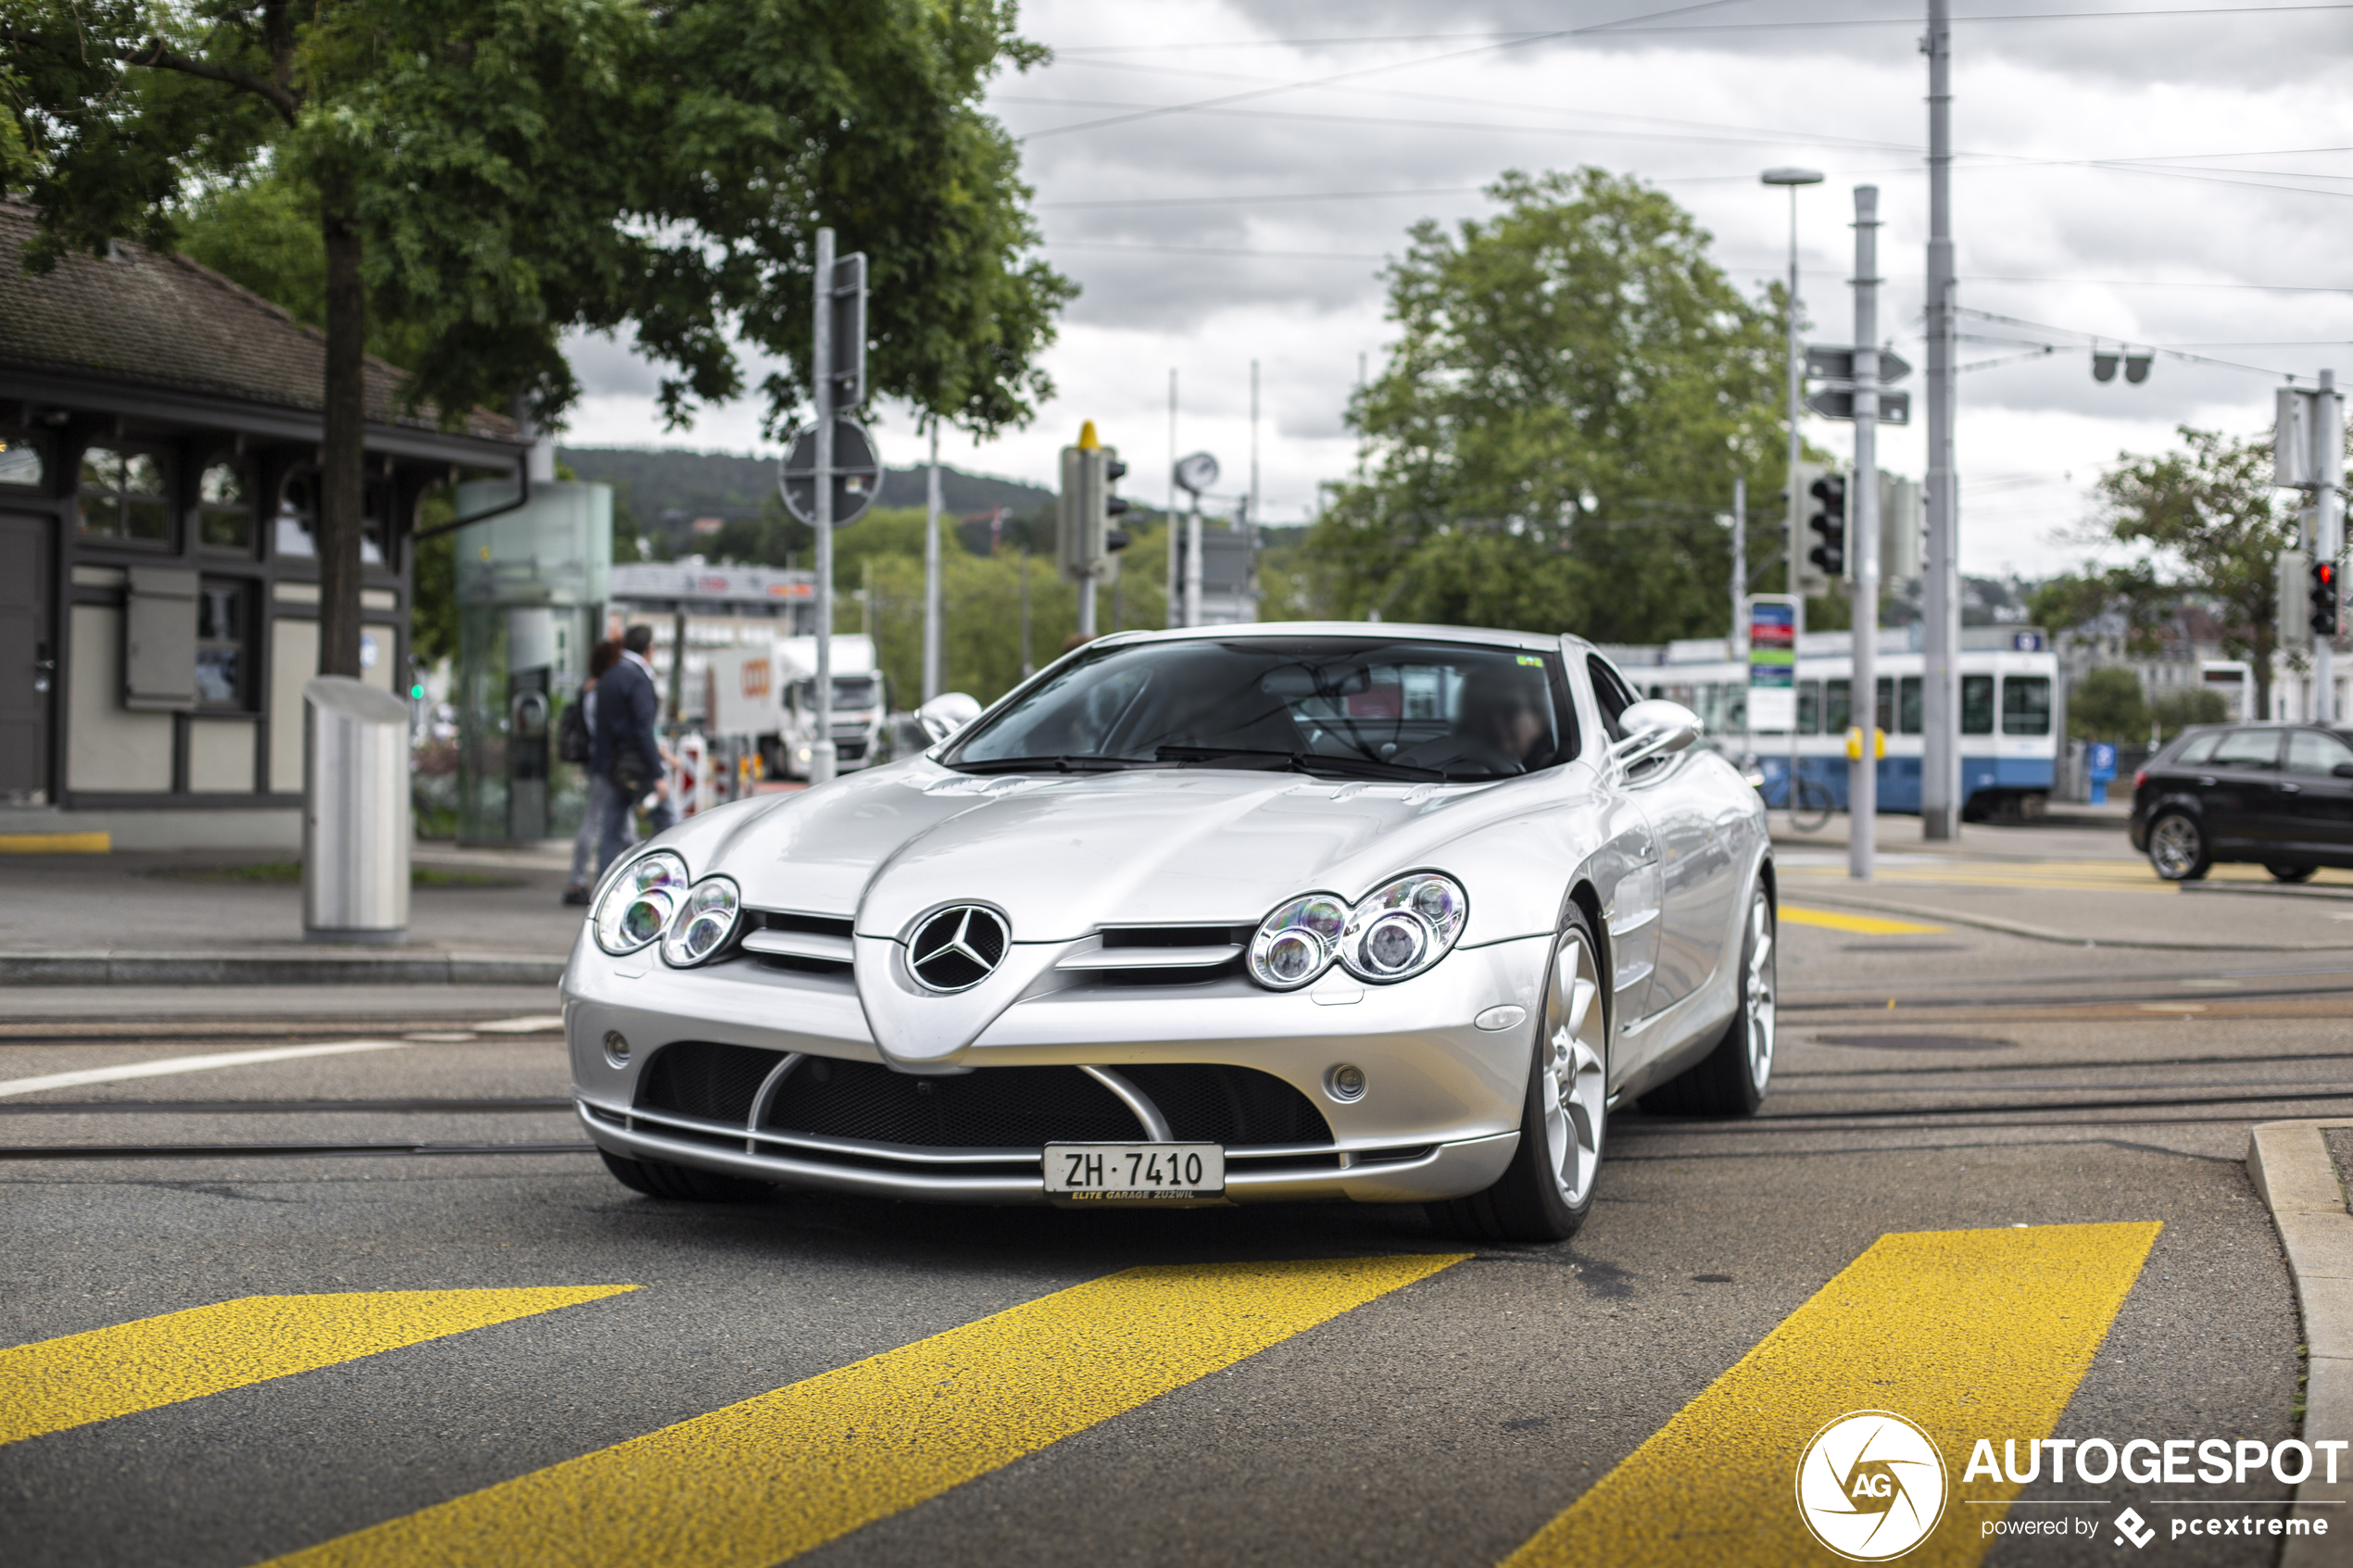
[592,625,673,876]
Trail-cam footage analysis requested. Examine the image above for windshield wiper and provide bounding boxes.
[1153,746,1442,781]
[950,755,1145,775]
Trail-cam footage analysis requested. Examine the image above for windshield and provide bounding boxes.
[946,636,1577,781]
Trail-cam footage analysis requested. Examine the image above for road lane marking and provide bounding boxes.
[264,1254,1466,1568]
[1504,1222,2159,1568]
[0,1040,417,1100]
[0,1286,637,1447]
[1780,904,1948,935]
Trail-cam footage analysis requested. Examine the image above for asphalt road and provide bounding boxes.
[4,826,2348,1567]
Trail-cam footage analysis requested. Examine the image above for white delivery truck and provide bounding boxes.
[702,634,887,782]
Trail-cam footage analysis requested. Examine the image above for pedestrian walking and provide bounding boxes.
[560,638,623,906]
[592,624,680,877]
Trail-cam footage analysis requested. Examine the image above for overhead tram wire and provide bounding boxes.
[1587,2,2353,31]
[1957,304,2312,379]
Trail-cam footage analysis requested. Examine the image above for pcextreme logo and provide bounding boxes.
[1795,1410,1951,1561]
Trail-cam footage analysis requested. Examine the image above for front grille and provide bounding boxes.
[753,910,855,940]
[765,1060,1141,1148]
[1123,1064,1332,1145]
[1081,924,1250,986]
[635,1041,786,1124]
[1101,924,1253,949]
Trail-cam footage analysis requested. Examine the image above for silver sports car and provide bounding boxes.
[565,622,1775,1241]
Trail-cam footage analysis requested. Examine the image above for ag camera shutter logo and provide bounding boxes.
[1795,1410,1950,1561]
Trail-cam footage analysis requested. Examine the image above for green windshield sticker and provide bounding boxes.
[1516,655,1544,667]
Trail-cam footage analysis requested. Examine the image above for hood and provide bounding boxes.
[658,759,1567,1068]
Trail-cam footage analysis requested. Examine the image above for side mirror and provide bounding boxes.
[1610,699,1702,771]
[917,692,983,744]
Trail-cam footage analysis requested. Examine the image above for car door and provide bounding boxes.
[2196,727,2285,852]
[2276,729,2353,861]
[1590,655,1739,1031]
[1583,656,1665,1030]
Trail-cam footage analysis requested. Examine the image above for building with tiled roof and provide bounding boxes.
[0,198,526,847]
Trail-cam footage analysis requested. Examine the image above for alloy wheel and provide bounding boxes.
[1541,932,1608,1207]
[1745,892,1777,1094]
[2150,816,2201,880]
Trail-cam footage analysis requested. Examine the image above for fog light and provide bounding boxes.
[602,1031,630,1067]
[1327,1063,1366,1102]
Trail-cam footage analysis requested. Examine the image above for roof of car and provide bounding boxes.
[1095,621,1579,653]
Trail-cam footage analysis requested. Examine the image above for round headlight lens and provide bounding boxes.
[592,850,689,956]
[661,876,742,968]
[1248,893,1349,990]
[1338,872,1468,984]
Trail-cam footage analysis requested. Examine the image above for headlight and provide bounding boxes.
[592,851,689,955]
[1247,893,1350,989]
[1337,872,1468,984]
[661,877,742,968]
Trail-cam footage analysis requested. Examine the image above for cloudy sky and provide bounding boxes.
[560,0,2353,581]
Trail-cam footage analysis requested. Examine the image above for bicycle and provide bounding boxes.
[1785,773,1834,834]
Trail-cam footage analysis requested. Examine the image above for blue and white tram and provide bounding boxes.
[1629,646,2060,819]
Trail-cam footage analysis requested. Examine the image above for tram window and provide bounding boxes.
[1824,678,1852,735]
[2001,675,2052,735]
[1960,675,1994,734]
[1797,681,1820,735]
[1875,677,1894,735]
[1899,676,1922,734]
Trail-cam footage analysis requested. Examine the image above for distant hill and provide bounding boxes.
[558,445,1056,532]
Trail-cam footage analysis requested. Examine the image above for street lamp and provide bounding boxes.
[1762,167,1822,827]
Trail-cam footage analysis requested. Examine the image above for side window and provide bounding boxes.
[1899,676,1922,735]
[2211,728,2282,770]
[2173,732,2221,767]
[1823,678,1853,735]
[199,462,256,552]
[1586,655,1637,742]
[2000,676,2051,736]
[79,446,171,543]
[1798,680,1820,736]
[2285,730,2353,775]
[1960,674,1994,735]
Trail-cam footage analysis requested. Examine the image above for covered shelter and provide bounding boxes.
[0,199,526,848]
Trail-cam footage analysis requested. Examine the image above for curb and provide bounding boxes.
[2246,1120,2353,1562]
[1784,889,2353,952]
[0,952,568,987]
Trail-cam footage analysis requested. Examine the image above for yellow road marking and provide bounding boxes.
[265,1255,1465,1568]
[0,831,109,854]
[0,1287,637,1447]
[1780,904,1948,935]
[1505,1223,2159,1568]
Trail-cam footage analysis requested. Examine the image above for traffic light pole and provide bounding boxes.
[923,418,942,702]
[1849,187,1881,882]
[811,226,837,785]
[1921,0,1961,840]
[2320,370,2343,723]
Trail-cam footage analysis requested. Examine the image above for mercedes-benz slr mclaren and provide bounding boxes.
[564,623,1775,1240]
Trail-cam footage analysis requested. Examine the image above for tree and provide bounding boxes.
[2067,667,2149,744]
[1307,168,1786,641]
[2090,427,2296,718]
[6,0,1069,680]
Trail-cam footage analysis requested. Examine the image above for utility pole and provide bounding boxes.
[922,418,941,702]
[1185,490,1203,629]
[1250,359,1262,624]
[2323,369,2346,724]
[810,227,837,785]
[1167,368,1179,626]
[1920,0,1962,841]
[1764,166,1823,830]
[1850,186,1881,882]
[1731,474,1747,655]
[1018,548,1033,678]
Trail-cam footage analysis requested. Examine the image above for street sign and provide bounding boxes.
[1805,388,1911,425]
[2009,631,2045,652]
[1805,345,1912,384]
[779,418,882,527]
[828,252,867,407]
[1747,596,1799,732]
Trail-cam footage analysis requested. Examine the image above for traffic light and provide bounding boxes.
[2313,558,2341,639]
[1059,422,1130,583]
[1806,472,1848,584]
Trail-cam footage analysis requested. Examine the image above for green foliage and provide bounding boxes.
[410,490,459,667]
[1308,168,1785,640]
[4,0,1073,436]
[2068,667,2149,743]
[2152,687,2228,740]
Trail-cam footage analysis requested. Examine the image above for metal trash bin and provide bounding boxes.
[303,675,411,944]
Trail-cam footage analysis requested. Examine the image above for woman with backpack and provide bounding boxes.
[560,639,623,907]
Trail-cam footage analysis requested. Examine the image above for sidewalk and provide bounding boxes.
[0,842,587,986]
[1770,801,2134,862]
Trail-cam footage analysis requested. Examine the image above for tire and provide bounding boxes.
[1428,904,1607,1244]
[1640,883,1776,1118]
[2269,863,2318,884]
[1788,776,1833,834]
[2147,811,2210,882]
[599,1149,769,1203]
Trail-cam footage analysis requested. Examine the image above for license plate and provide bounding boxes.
[1044,1143,1224,1200]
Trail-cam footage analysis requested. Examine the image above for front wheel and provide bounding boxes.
[2269,863,2317,884]
[1642,883,1776,1117]
[2147,811,2209,882]
[1428,905,1607,1243]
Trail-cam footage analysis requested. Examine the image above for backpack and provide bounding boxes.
[556,696,591,764]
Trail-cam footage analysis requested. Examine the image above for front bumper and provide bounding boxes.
[564,925,1549,1206]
